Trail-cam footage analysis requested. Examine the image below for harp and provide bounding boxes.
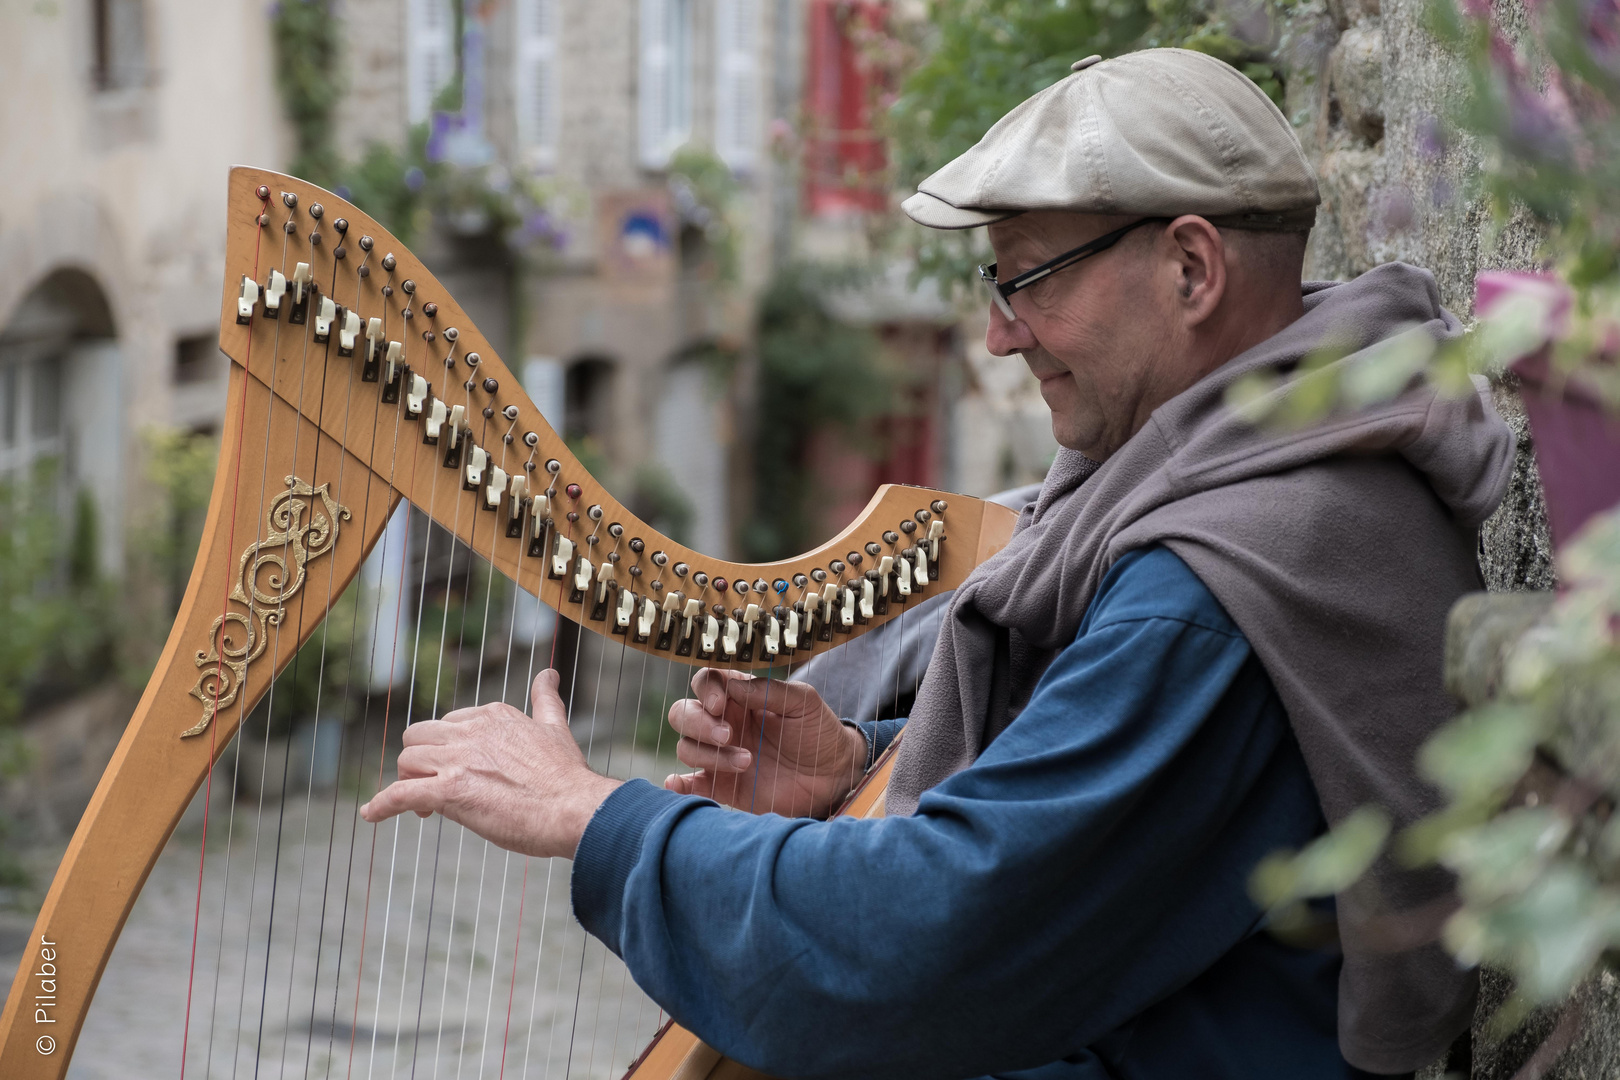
[0,168,1017,1079]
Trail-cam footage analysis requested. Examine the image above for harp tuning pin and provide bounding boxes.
[792,573,808,588]
[483,377,498,393]
[333,217,349,234]
[900,519,916,534]
[565,483,582,499]
[358,265,370,278]
[754,578,771,593]
[309,202,324,219]
[359,235,374,251]
[810,568,827,583]
[309,231,321,245]
[694,572,709,588]
[258,213,269,227]
[608,550,621,563]
[382,253,397,271]
[865,542,882,556]
[382,284,393,297]
[847,552,864,567]
[523,431,539,447]
[334,244,346,259]
[503,404,519,420]
[466,352,481,367]
[402,279,415,294]
[482,406,495,419]
[829,560,845,575]
[545,459,561,475]
[629,538,645,553]
[608,522,623,538]
[281,191,298,208]
[630,565,642,577]
[587,504,603,521]
[652,550,668,566]
[284,219,298,234]
[257,185,271,200]
[443,327,458,342]
[423,302,438,317]
[713,576,727,593]
[931,500,948,515]
[915,509,932,524]
[672,561,687,578]
[883,531,899,545]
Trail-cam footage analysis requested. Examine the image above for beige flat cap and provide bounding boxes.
[902,48,1320,231]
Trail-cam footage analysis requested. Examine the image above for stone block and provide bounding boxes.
[1330,23,1386,145]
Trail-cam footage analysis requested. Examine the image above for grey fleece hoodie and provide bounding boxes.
[887,263,1517,1073]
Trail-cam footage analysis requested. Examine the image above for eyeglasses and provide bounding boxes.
[978,217,1169,321]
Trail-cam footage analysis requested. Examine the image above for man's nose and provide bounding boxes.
[985,305,1037,356]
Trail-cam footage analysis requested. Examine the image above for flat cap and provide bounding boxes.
[902,48,1320,232]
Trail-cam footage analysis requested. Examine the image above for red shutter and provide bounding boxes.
[804,0,889,216]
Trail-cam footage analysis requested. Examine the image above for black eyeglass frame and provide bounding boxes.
[978,217,1170,320]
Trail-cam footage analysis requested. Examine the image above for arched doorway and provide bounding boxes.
[0,267,123,571]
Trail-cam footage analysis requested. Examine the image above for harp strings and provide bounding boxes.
[176,187,924,1080]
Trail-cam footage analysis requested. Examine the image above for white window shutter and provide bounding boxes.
[407,0,456,126]
[516,0,559,168]
[639,0,672,168]
[713,0,759,173]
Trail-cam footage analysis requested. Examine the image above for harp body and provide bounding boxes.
[0,168,1017,1079]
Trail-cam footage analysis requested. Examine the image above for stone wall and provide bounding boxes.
[1283,0,1557,594]
[1276,0,1599,1073]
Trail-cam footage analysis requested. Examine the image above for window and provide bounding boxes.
[713,0,759,173]
[173,335,221,385]
[638,0,693,169]
[515,0,560,169]
[92,0,148,92]
[407,0,458,125]
[0,356,65,479]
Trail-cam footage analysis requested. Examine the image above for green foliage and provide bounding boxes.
[270,0,346,188]
[1426,0,1620,286]
[0,461,115,730]
[669,147,742,285]
[121,429,219,683]
[743,267,893,560]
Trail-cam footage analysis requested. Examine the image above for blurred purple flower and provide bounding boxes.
[335,184,352,200]
[404,166,425,192]
[1430,177,1455,207]
[1417,115,1448,162]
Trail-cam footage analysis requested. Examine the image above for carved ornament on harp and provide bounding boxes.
[183,476,351,738]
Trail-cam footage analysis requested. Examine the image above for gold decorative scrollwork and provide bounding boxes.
[183,475,351,738]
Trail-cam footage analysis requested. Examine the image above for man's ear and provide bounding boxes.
[1165,216,1226,326]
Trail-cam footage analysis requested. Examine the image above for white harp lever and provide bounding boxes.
[484,464,507,510]
[263,269,287,314]
[236,275,260,323]
[314,295,337,341]
[406,374,429,418]
[291,261,312,304]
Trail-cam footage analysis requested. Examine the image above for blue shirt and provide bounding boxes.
[573,546,1357,1079]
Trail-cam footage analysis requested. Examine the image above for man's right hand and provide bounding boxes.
[663,670,867,818]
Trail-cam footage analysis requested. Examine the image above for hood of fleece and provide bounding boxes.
[1146,262,1517,529]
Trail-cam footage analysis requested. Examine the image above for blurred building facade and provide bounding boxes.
[0,0,283,572]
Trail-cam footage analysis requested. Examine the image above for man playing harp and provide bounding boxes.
[364,49,1516,1079]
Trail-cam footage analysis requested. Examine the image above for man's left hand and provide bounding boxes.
[360,669,621,859]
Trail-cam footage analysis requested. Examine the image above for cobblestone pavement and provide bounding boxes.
[31,741,681,1080]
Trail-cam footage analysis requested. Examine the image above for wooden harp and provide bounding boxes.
[0,168,1017,1080]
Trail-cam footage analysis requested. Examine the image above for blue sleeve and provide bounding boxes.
[571,547,1322,1080]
